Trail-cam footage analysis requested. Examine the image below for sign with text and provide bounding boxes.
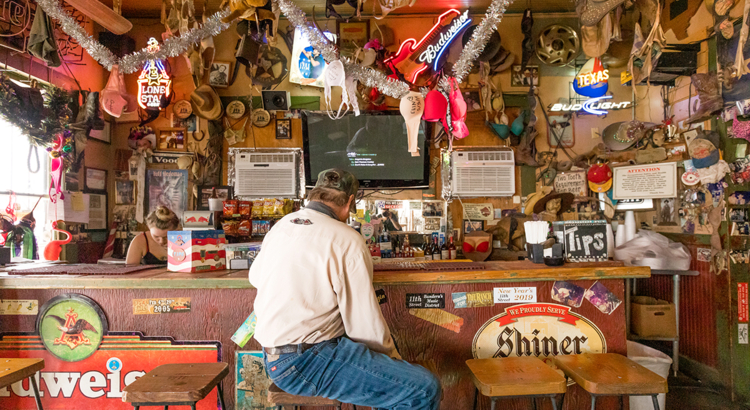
[563,220,608,262]
[376,200,403,210]
[493,287,537,303]
[740,283,748,323]
[613,162,677,200]
[463,203,494,221]
[452,291,494,308]
[406,293,445,308]
[0,300,38,315]
[554,171,588,197]
[132,298,191,315]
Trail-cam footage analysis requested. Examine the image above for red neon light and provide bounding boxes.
[385,9,464,83]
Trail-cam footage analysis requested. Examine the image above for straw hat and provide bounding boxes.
[190,84,223,120]
[533,191,575,215]
[524,186,554,215]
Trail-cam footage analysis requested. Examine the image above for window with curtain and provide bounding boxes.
[0,118,52,258]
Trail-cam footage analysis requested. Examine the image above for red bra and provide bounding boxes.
[463,241,490,253]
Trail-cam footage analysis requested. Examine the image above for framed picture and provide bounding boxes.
[197,185,233,210]
[463,220,484,234]
[171,113,198,133]
[65,172,80,192]
[276,118,291,139]
[157,128,187,151]
[86,193,108,231]
[290,28,337,88]
[209,61,231,88]
[115,180,135,205]
[147,169,189,218]
[462,91,483,112]
[547,115,574,147]
[657,197,679,226]
[511,65,539,87]
[88,120,111,144]
[236,351,274,409]
[84,167,107,193]
[337,20,370,59]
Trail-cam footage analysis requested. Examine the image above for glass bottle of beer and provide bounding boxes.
[432,236,442,260]
[448,235,457,259]
[423,235,433,260]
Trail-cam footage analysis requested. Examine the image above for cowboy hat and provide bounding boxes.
[463,26,502,62]
[190,84,223,120]
[578,0,627,27]
[533,191,575,215]
[581,13,612,58]
[524,186,554,215]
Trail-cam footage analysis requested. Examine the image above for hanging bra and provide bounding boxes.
[224,117,249,145]
[733,108,750,142]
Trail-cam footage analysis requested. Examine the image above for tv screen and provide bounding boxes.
[303,111,430,188]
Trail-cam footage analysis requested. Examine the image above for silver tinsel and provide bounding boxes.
[35,0,231,73]
[452,0,511,83]
[343,58,410,99]
[274,0,338,62]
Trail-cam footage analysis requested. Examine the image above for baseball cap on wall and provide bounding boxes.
[314,168,360,213]
[588,162,613,193]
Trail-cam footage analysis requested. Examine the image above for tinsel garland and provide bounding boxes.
[451,0,511,83]
[342,58,410,99]
[0,78,72,147]
[274,0,338,62]
[35,0,231,74]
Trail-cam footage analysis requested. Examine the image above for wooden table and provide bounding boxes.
[0,358,44,409]
[0,261,649,410]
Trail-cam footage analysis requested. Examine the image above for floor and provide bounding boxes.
[667,374,749,410]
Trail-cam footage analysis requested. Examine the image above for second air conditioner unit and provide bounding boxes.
[234,151,298,197]
[451,149,515,197]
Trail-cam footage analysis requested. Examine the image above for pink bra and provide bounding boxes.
[448,77,469,139]
[733,108,750,142]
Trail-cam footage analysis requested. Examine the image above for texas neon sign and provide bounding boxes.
[386,9,471,83]
[550,96,631,115]
[137,38,172,110]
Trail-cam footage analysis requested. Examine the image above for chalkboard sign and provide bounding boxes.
[562,220,608,262]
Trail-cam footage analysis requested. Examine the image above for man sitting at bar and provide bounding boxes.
[249,168,441,409]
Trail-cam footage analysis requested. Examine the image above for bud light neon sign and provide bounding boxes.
[555,57,631,115]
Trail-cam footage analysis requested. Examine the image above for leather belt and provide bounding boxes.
[264,343,316,355]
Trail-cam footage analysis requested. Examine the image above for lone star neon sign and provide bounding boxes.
[137,38,172,110]
[385,9,471,84]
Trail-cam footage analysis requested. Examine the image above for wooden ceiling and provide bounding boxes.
[103,0,578,19]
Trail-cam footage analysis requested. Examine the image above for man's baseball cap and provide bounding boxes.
[587,162,613,193]
[314,168,360,213]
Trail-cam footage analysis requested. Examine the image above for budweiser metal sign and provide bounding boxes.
[472,303,606,359]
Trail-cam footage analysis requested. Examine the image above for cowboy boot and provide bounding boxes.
[687,73,723,124]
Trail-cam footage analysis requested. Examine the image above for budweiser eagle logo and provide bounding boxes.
[47,308,97,350]
[38,294,107,362]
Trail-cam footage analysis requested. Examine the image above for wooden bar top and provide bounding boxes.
[0,260,649,290]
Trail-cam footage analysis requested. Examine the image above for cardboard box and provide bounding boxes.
[167,230,226,273]
[631,296,677,338]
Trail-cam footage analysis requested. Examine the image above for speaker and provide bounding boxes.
[262,91,291,111]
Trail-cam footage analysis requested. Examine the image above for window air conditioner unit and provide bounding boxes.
[234,152,298,197]
[451,150,515,197]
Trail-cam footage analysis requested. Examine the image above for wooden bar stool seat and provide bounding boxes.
[268,383,345,409]
[553,353,668,410]
[0,358,45,410]
[466,357,567,410]
[122,362,229,410]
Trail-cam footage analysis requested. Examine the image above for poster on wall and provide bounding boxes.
[612,162,677,200]
[147,169,188,218]
[236,351,275,410]
[0,294,221,410]
[289,28,337,88]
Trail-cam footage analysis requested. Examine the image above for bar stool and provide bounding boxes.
[0,358,45,410]
[122,362,229,410]
[466,357,567,410]
[553,353,667,410]
[267,383,357,409]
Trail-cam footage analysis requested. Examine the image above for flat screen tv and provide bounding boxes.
[302,110,431,189]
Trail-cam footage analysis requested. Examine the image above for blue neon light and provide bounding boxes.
[433,19,472,72]
[582,95,612,116]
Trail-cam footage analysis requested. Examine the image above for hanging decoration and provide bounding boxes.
[34,0,231,74]
[450,0,510,83]
[137,38,173,110]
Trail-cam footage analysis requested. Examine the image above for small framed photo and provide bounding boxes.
[198,185,233,210]
[337,20,370,58]
[88,120,111,144]
[511,65,539,87]
[115,180,135,205]
[547,115,574,147]
[157,128,187,151]
[171,113,198,132]
[209,61,231,88]
[84,167,107,193]
[463,220,484,234]
[276,118,291,140]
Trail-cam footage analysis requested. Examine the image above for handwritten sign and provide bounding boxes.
[554,171,588,197]
[563,220,608,262]
[406,293,445,308]
[613,162,677,200]
[132,297,191,314]
[463,203,494,221]
[493,287,537,303]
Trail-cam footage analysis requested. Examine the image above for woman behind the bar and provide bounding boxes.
[126,206,180,265]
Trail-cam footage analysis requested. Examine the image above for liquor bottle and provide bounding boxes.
[423,235,433,260]
[441,236,450,260]
[432,236,441,260]
[405,235,413,258]
[380,230,392,257]
[448,235,457,259]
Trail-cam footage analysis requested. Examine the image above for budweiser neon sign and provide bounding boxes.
[386,9,471,84]
[137,38,172,110]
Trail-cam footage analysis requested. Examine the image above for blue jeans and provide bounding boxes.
[263,337,442,409]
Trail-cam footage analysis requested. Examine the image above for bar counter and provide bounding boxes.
[0,261,649,410]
